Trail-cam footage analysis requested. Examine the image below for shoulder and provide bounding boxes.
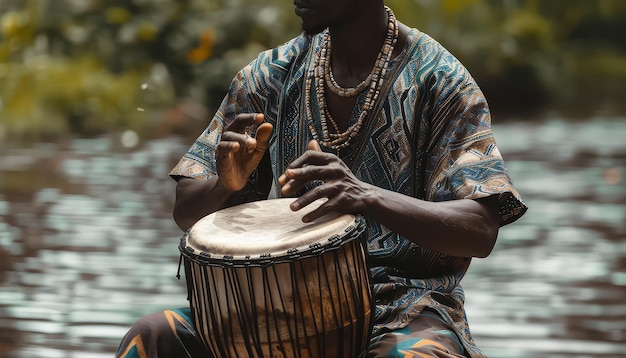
[240,32,314,82]
[397,28,478,101]
[396,25,468,77]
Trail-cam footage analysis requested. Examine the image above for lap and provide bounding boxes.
[115,308,206,358]
[116,308,467,358]
[366,309,468,357]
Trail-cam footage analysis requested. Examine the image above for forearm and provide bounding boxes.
[173,176,235,231]
[362,186,500,258]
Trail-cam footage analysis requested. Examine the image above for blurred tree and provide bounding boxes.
[0,0,624,140]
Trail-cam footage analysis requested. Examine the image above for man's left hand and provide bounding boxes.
[277,140,374,222]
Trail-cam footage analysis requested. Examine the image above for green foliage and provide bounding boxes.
[387,0,626,118]
[1,0,625,140]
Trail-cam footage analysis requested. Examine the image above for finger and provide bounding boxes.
[216,141,241,164]
[287,150,335,170]
[254,122,273,152]
[308,140,321,151]
[285,164,347,185]
[277,170,289,186]
[225,113,262,133]
[290,184,331,210]
[221,131,256,154]
[217,140,240,153]
[278,162,331,187]
[217,136,242,154]
[301,197,337,223]
[278,150,334,185]
[279,165,318,188]
[280,178,310,196]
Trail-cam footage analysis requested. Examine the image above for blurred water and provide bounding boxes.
[0,119,625,358]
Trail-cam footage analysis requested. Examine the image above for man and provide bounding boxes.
[117,0,527,357]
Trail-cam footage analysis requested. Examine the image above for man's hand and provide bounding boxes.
[216,113,273,192]
[278,140,374,222]
[277,140,501,258]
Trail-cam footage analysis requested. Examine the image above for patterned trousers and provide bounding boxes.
[116,307,468,358]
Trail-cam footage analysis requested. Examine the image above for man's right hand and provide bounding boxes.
[216,113,273,192]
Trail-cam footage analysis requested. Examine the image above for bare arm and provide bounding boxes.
[173,113,272,232]
[361,188,499,258]
[173,176,234,231]
[279,143,501,258]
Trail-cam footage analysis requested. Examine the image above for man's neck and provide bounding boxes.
[328,4,389,80]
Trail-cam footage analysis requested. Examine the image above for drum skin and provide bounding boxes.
[180,198,373,358]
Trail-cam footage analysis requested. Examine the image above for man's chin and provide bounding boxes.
[301,22,326,35]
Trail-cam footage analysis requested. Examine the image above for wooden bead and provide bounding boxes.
[306,6,399,151]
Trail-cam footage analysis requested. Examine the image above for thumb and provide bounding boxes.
[254,122,273,152]
[307,140,321,151]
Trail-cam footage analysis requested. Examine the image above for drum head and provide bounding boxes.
[183,198,360,263]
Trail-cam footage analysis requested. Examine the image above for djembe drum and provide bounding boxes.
[179,198,373,358]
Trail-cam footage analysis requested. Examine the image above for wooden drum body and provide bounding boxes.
[179,198,373,358]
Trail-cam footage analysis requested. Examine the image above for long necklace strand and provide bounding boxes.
[305,6,399,151]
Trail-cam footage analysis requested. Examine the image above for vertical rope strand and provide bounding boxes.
[245,266,264,355]
[208,267,229,356]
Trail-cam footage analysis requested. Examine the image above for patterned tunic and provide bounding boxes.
[169,28,527,357]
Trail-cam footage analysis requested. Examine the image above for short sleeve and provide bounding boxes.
[169,68,255,181]
[168,35,309,181]
[424,59,527,226]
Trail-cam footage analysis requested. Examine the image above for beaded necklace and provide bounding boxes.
[305,6,399,151]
